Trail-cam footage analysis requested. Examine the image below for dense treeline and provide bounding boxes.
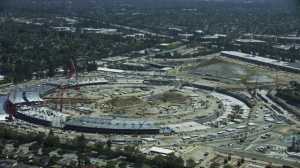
[0,20,163,83]
[1,0,299,34]
[108,1,300,35]
[0,0,300,83]
[0,127,188,168]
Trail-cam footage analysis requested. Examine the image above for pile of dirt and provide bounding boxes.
[105,96,144,108]
[153,90,190,104]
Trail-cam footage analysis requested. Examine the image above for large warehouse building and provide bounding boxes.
[221,51,300,73]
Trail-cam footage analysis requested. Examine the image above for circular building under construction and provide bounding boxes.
[2,67,252,135]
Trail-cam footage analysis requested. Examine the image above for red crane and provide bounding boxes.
[57,59,80,112]
[5,89,17,121]
[5,99,16,121]
[68,59,77,80]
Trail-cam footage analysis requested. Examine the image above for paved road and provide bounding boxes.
[257,90,300,126]
[110,23,173,39]
[216,148,300,168]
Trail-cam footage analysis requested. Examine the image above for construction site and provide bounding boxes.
[1,49,300,168]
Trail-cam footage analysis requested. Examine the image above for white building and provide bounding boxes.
[147,147,174,155]
[0,96,9,121]
[97,67,125,73]
[52,26,76,32]
[81,28,118,34]
[123,33,145,39]
[235,39,266,44]
[195,30,204,34]
[0,75,4,81]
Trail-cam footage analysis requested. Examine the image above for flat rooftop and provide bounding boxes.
[148,147,174,155]
[273,44,300,50]
[221,51,300,72]
[235,39,266,43]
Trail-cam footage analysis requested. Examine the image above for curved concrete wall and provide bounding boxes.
[64,124,160,134]
[14,79,253,134]
[15,112,51,127]
[183,82,253,108]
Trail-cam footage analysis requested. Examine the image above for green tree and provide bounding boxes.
[106,161,117,168]
[74,134,87,152]
[166,154,184,168]
[237,157,245,167]
[224,164,234,168]
[87,61,98,72]
[95,142,105,154]
[265,163,272,168]
[152,155,165,168]
[0,143,4,158]
[186,158,196,168]
[210,162,220,168]
[106,140,112,149]
[74,134,89,167]
[44,130,60,149]
[119,162,127,168]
